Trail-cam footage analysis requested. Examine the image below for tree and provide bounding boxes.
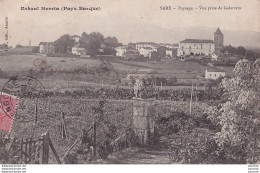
[246,50,260,61]
[167,76,178,86]
[79,32,104,56]
[79,32,88,49]
[54,34,75,53]
[236,46,246,56]
[15,44,23,48]
[103,48,116,56]
[32,46,39,53]
[220,45,259,61]
[104,36,118,43]
[206,59,260,163]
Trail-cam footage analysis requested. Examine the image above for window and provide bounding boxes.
[215,74,217,77]
[209,74,211,76]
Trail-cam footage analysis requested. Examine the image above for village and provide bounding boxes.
[0,27,250,88]
[0,27,260,165]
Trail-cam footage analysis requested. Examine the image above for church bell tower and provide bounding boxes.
[213,27,224,53]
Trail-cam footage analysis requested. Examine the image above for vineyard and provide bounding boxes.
[33,87,222,101]
[0,91,211,164]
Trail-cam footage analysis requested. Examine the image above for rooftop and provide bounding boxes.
[39,42,54,45]
[180,39,214,44]
[206,68,226,72]
[214,27,223,35]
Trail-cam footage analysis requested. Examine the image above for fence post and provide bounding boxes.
[28,137,32,163]
[25,138,28,163]
[42,133,50,164]
[93,121,97,161]
[49,138,62,164]
[20,138,23,163]
[34,103,38,125]
[61,112,68,139]
[253,133,257,162]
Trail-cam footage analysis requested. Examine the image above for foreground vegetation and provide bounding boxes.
[0,59,259,164]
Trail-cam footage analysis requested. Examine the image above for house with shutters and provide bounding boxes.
[39,42,54,54]
[205,68,226,80]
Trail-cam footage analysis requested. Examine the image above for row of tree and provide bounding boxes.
[54,32,120,56]
[220,45,260,61]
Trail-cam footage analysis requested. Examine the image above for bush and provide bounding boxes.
[167,76,178,86]
[169,129,218,164]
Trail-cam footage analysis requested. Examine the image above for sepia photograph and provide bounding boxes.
[0,0,260,171]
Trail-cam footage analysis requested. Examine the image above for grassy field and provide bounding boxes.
[0,54,234,89]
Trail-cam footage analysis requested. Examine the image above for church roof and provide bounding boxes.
[206,68,225,72]
[215,27,223,35]
[180,39,214,44]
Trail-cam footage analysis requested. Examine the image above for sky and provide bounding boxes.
[0,0,259,46]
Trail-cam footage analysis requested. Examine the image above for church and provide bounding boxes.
[177,28,224,57]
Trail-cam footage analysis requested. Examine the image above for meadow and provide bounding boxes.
[0,54,234,90]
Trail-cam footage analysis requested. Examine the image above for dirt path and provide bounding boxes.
[107,148,172,164]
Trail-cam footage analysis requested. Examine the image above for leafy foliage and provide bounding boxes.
[205,59,260,163]
[54,34,75,53]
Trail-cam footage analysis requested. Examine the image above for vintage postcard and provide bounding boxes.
[0,0,260,171]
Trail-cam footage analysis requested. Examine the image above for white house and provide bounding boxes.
[72,47,86,55]
[115,46,127,57]
[136,42,157,51]
[166,50,173,58]
[205,69,226,80]
[139,47,153,58]
[39,42,54,54]
[177,39,215,56]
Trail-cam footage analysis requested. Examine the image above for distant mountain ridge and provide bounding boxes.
[116,25,260,48]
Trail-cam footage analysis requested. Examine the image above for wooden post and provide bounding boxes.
[42,133,50,164]
[7,138,16,152]
[189,84,193,115]
[61,112,68,139]
[20,138,23,163]
[49,138,62,164]
[253,133,257,162]
[63,138,80,160]
[93,121,97,161]
[29,137,32,163]
[32,141,36,163]
[34,103,38,125]
[25,138,28,163]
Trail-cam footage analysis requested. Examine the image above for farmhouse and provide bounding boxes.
[205,69,226,80]
[166,50,173,58]
[139,47,153,58]
[136,42,158,51]
[39,42,54,54]
[99,42,122,54]
[177,28,224,56]
[177,39,215,56]
[72,46,86,56]
[115,46,127,57]
[124,49,139,60]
